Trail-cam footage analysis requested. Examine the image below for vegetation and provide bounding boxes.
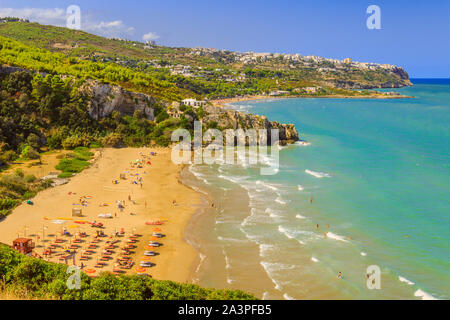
[55,147,94,178]
[0,71,197,168]
[0,169,52,218]
[0,22,408,101]
[0,244,256,300]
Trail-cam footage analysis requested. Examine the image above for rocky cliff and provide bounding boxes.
[78,79,157,121]
[321,66,412,89]
[1,65,299,145]
[202,105,299,145]
[75,79,299,145]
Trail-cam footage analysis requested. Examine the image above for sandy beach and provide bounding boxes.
[211,92,413,107]
[0,147,202,283]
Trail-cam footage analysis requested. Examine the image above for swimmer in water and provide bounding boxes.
[316,224,319,229]
[310,196,313,204]
[338,272,343,279]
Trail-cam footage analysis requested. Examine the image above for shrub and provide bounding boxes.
[155,110,169,123]
[0,199,19,210]
[24,174,37,183]
[21,146,40,160]
[0,150,18,164]
[62,136,89,149]
[102,133,123,148]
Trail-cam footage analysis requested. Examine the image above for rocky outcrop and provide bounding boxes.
[1,65,299,145]
[202,105,299,145]
[321,66,412,89]
[78,79,157,121]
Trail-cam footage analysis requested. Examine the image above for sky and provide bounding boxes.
[0,0,449,77]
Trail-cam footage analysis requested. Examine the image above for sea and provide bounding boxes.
[182,79,450,300]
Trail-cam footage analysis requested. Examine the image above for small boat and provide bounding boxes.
[144,251,157,256]
[148,241,162,247]
[140,262,153,267]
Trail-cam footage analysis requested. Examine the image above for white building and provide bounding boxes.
[181,99,206,108]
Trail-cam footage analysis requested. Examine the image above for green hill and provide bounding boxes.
[0,20,411,101]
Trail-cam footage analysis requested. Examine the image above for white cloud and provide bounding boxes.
[0,7,135,38]
[84,20,135,38]
[142,32,160,41]
[0,7,66,26]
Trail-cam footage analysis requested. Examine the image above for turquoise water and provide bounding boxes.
[187,80,449,299]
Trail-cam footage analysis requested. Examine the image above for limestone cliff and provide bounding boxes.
[78,79,157,121]
[202,105,299,145]
[0,65,300,145]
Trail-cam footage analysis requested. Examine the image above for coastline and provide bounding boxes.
[211,92,414,106]
[0,147,202,284]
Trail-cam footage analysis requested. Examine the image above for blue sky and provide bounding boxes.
[1,0,449,77]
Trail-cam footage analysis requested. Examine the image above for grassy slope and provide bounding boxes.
[0,22,222,68]
[0,21,409,92]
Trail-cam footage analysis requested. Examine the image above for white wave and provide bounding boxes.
[360,252,367,256]
[195,253,206,273]
[283,293,295,300]
[297,185,304,191]
[311,257,319,262]
[260,261,295,291]
[259,244,276,258]
[325,232,349,243]
[218,236,249,243]
[227,278,236,284]
[305,169,331,178]
[275,197,288,205]
[260,262,282,291]
[218,174,245,184]
[265,208,283,219]
[278,225,308,245]
[414,289,438,300]
[262,292,270,300]
[224,253,231,270]
[256,180,279,191]
[241,231,263,243]
[295,141,311,147]
[296,214,306,219]
[399,276,415,285]
[189,185,208,195]
[189,168,212,185]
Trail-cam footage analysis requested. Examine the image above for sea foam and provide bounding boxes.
[305,169,331,178]
[399,276,415,285]
[414,289,438,300]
